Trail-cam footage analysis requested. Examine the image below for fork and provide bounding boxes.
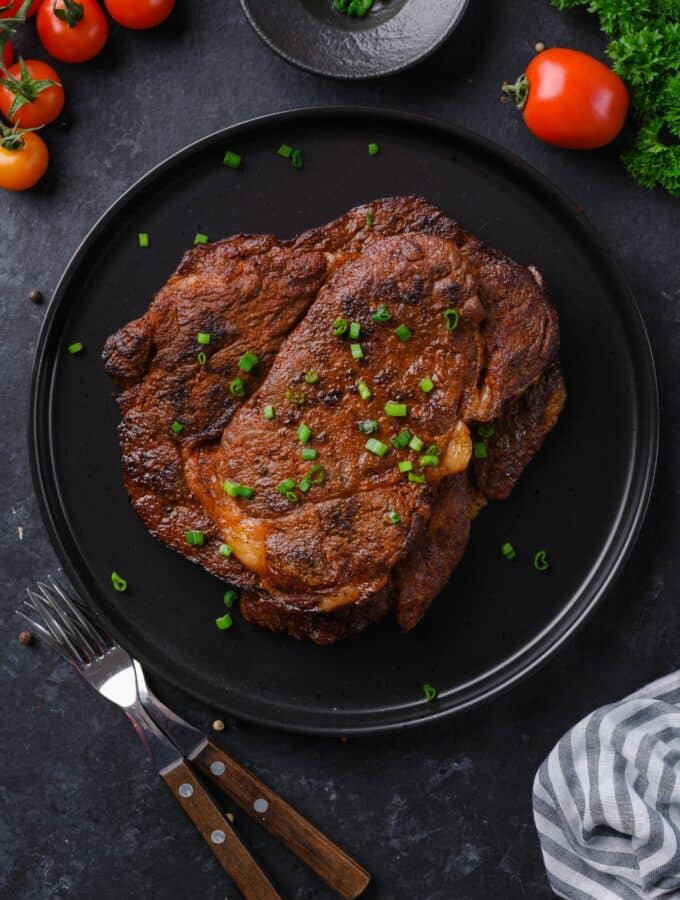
[19,578,370,899]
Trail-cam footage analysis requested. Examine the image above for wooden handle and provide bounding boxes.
[191,740,370,899]
[162,759,281,900]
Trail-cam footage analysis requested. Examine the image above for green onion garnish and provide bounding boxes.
[215,613,233,630]
[223,481,254,498]
[301,447,317,460]
[387,510,400,524]
[357,419,379,434]
[171,420,183,434]
[239,350,259,372]
[304,371,319,384]
[223,150,241,169]
[501,542,516,560]
[349,322,361,340]
[197,332,211,345]
[218,543,233,557]
[419,377,435,394]
[185,530,204,546]
[398,460,413,473]
[408,472,425,484]
[263,405,275,420]
[307,464,326,485]
[291,149,303,168]
[426,444,442,457]
[333,317,348,337]
[423,683,437,702]
[478,424,495,439]
[365,211,374,227]
[534,550,550,571]
[385,401,407,417]
[67,342,83,355]
[368,142,380,156]
[420,454,439,467]
[194,233,209,245]
[138,233,149,248]
[357,379,372,400]
[111,572,127,592]
[350,343,364,360]
[285,389,305,405]
[443,308,460,331]
[371,304,391,323]
[224,589,238,607]
[277,478,297,494]
[391,429,412,449]
[394,323,412,341]
[197,351,207,366]
[365,438,388,457]
[298,477,311,493]
[277,144,293,158]
[297,423,312,444]
[473,441,488,459]
[230,377,245,397]
[408,435,424,452]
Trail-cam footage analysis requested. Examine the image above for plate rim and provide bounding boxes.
[28,106,659,735]
[239,0,471,80]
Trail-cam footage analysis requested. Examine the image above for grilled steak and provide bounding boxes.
[103,196,565,643]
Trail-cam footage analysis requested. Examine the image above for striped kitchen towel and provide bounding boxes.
[533,670,680,899]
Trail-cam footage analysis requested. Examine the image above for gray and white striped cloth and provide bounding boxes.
[533,671,680,899]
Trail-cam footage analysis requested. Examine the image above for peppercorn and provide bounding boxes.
[29,289,43,304]
[19,630,33,645]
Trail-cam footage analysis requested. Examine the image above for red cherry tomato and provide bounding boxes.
[2,37,13,67]
[0,59,64,128]
[503,48,629,150]
[104,0,175,29]
[37,0,108,63]
[0,129,49,190]
[0,0,41,18]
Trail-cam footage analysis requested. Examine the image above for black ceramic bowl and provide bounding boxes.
[240,0,469,79]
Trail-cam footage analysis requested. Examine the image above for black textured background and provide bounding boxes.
[2,2,678,898]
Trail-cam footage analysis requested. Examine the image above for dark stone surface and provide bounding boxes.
[1,1,678,898]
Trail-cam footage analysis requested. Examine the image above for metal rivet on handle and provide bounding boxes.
[211,829,226,844]
[253,798,268,814]
[179,783,194,798]
[210,761,226,776]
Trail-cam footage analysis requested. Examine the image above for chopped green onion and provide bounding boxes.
[215,613,233,630]
[408,435,424,452]
[365,211,374,227]
[391,429,412,449]
[223,481,254,498]
[365,438,388,457]
[419,377,435,394]
[350,343,364,360]
[304,370,319,384]
[230,377,245,397]
[297,422,312,444]
[394,323,412,341]
[423,683,437,702]
[138,232,149,248]
[223,150,241,169]
[263,404,275,420]
[349,322,361,340]
[285,389,305,405]
[357,419,379,435]
[443,308,460,331]
[387,510,400,524]
[534,550,550,572]
[501,541,516,560]
[239,350,259,372]
[357,379,372,400]
[111,571,127,592]
[194,233,209,245]
[408,472,425,484]
[224,589,238,607]
[478,424,495,439]
[301,447,317,460]
[426,444,442,457]
[218,543,233,557]
[197,351,207,366]
[277,144,293,158]
[368,142,380,156]
[185,530,204,546]
[473,441,488,459]
[298,477,311,493]
[291,149,303,168]
[277,478,298,501]
[420,454,440,467]
[398,460,413,473]
[333,317,348,337]
[67,342,83,355]
[307,464,326,485]
[171,420,183,434]
[371,304,391,323]
[197,331,211,345]
[385,401,407,417]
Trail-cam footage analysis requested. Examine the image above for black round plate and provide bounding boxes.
[240,0,469,79]
[30,108,658,735]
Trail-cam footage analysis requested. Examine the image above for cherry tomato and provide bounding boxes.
[37,0,108,63]
[0,129,48,190]
[104,0,174,30]
[0,0,41,18]
[0,59,64,127]
[2,37,12,67]
[503,48,629,150]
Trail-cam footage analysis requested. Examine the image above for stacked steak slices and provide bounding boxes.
[103,196,565,643]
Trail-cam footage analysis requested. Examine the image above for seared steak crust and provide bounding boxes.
[103,197,565,643]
